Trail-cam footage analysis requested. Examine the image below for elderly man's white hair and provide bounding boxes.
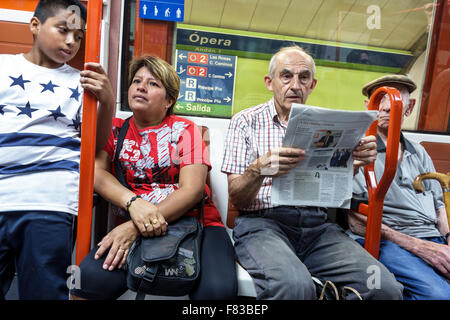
[268,45,316,78]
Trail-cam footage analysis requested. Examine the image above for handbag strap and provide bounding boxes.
[114,117,132,219]
[113,116,205,225]
[114,117,131,188]
[197,192,205,230]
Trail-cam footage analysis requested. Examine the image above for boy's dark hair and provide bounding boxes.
[34,0,87,25]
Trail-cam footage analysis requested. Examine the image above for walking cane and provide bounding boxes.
[75,0,103,265]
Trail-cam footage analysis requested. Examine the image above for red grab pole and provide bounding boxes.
[76,0,103,265]
[359,86,403,259]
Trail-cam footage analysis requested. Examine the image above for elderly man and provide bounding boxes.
[221,45,403,300]
[349,75,450,300]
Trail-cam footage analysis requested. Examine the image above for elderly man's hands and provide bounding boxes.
[249,136,375,178]
[349,210,450,279]
[352,135,377,175]
[250,147,305,177]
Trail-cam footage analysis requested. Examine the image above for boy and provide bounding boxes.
[0,0,114,299]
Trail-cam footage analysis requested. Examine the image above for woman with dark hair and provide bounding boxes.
[70,55,237,300]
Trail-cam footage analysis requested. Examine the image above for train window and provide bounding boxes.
[119,0,449,134]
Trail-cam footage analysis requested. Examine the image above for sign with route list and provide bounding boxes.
[139,0,184,22]
[174,50,237,118]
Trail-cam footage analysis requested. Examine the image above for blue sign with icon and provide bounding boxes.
[139,0,185,22]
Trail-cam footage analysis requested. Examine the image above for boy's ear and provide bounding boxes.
[29,17,41,36]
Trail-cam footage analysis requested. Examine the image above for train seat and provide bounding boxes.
[419,141,450,173]
[184,117,257,298]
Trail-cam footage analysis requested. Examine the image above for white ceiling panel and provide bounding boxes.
[276,0,324,37]
[303,0,356,41]
[333,0,388,45]
[187,0,226,26]
[358,0,425,48]
[219,0,258,30]
[182,0,433,51]
[381,0,431,49]
[247,0,292,34]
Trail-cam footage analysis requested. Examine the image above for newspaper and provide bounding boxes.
[271,103,378,209]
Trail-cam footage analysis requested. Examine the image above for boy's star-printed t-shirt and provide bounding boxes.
[105,116,224,227]
[0,54,83,215]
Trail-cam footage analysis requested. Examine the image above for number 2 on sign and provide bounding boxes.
[188,52,208,64]
[187,66,207,77]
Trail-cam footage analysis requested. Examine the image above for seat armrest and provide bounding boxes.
[350,196,368,211]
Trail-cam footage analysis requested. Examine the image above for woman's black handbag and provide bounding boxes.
[114,117,203,298]
[125,214,202,297]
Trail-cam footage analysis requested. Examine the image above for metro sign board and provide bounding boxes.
[175,50,237,118]
[139,0,184,22]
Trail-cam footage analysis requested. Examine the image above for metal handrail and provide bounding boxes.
[357,86,403,259]
[76,0,103,265]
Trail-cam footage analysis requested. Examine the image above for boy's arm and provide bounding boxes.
[80,62,115,154]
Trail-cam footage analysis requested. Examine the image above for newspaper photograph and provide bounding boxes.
[271,103,378,208]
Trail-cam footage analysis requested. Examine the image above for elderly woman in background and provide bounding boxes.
[70,55,237,300]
